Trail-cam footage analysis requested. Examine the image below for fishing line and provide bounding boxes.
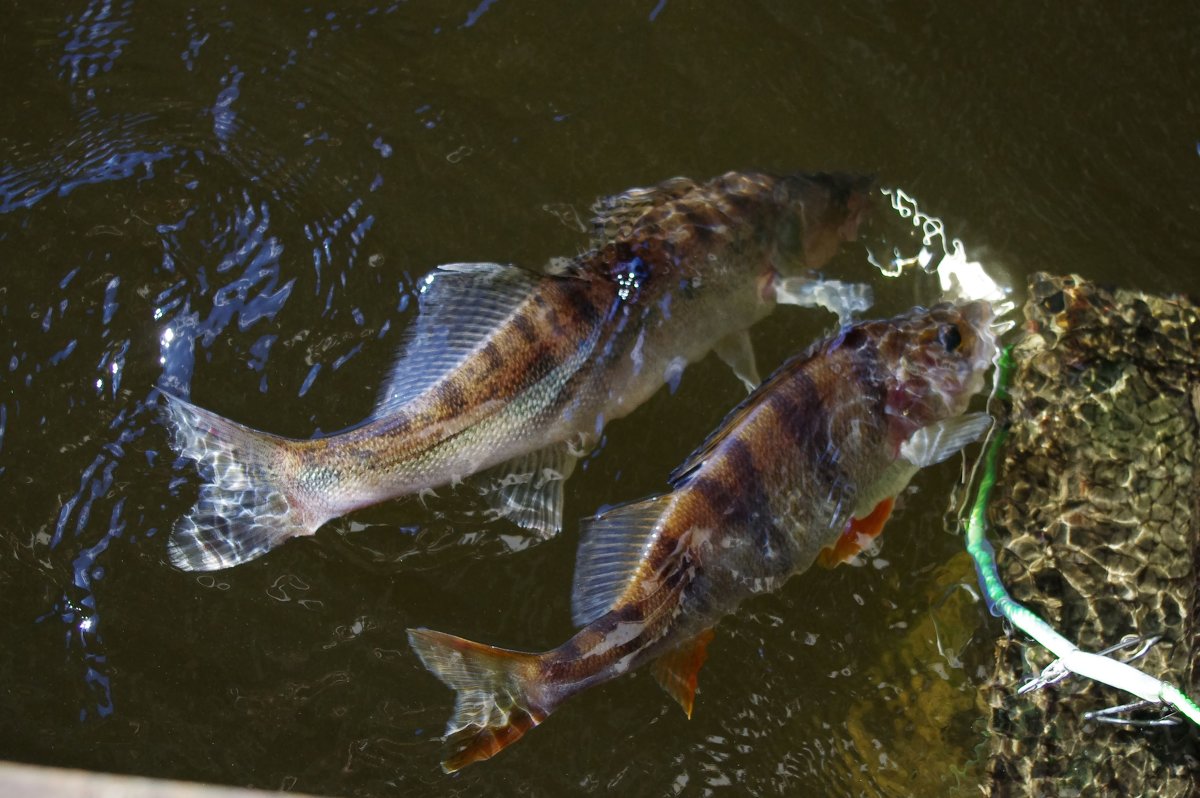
[962,345,1200,727]
[893,184,1200,724]
[875,185,1015,521]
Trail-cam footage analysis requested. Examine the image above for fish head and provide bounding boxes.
[777,172,875,275]
[875,300,998,436]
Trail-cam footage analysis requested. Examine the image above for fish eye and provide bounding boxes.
[939,324,963,352]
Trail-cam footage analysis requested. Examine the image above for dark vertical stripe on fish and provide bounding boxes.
[437,380,466,414]
[561,281,603,330]
[717,437,793,570]
[545,601,654,681]
[524,347,559,386]
[709,438,768,525]
[512,312,538,343]
[766,370,843,496]
[481,341,503,373]
[843,334,888,418]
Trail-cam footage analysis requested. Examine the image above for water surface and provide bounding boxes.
[1,2,1197,795]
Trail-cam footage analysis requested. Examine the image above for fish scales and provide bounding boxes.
[408,301,998,771]
[606,334,894,650]
[297,278,608,466]
[163,170,873,570]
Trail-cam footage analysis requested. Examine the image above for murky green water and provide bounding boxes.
[1,2,1197,795]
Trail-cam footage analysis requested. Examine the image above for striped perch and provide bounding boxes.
[161,170,872,571]
[408,300,998,771]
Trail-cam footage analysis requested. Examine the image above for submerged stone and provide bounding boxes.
[982,274,1200,796]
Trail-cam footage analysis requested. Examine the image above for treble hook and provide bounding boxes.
[1084,700,1180,727]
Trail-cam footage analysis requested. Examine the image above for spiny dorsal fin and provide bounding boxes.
[668,350,818,487]
[590,177,699,244]
[374,263,541,419]
[469,440,581,540]
[651,628,715,718]
[571,495,673,627]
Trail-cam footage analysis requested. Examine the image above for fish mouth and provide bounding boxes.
[961,299,999,369]
[958,300,999,403]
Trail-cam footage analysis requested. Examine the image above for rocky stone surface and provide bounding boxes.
[982,274,1200,796]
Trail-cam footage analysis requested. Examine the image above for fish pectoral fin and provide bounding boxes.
[652,628,716,719]
[900,412,992,468]
[571,495,673,627]
[470,441,581,540]
[714,330,760,393]
[817,497,896,568]
[816,412,994,570]
[372,262,541,418]
[773,275,873,326]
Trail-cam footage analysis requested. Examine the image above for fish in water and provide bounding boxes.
[162,170,873,570]
[407,301,997,772]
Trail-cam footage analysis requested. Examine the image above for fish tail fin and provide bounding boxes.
[407,627,549,772]
[161,393,313,571]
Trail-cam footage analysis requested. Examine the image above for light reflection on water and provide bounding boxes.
[0,1,1194,795]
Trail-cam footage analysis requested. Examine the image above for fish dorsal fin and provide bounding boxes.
[667,393,770,488]
[469,441,581,541]
[590,177,699,244]
[899,412,992,468]
[571,495,672,627]
[375,263,541,418]
[668,353,815,486]
[652,628,715,718]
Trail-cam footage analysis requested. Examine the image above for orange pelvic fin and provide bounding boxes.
[817,497,895,568]
[652,628,715,719]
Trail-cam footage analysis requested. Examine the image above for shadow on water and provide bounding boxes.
[1,1,1197,795]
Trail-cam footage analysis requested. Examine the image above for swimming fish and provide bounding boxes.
[162,170,873,571]
[407,301,996,772]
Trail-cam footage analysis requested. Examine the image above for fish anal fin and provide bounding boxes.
[817,497,895,569]
[652,628,716,718]
[571,495,672,627]
[714,330,760,393]
[470,441,581,540]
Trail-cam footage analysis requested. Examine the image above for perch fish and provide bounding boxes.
[408,301,996,771]
[163,170,873,570]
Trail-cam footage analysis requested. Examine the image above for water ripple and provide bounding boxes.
[0,111,174,214]
[59,0,134,87]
